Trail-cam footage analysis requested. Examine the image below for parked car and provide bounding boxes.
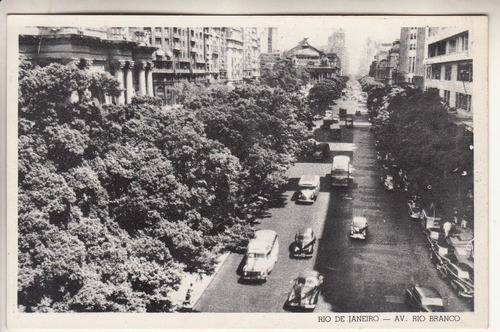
[407,196,422,219]
[312,142,330,161]
[350,217,368,240]
[292,228,316,258]
[345,115,354,128]
[331,115,340,123]
[437,261,474,299]
[404,285,446,312]
[284,271,323,310]
[424,227,446,246]
[429,240,458,267]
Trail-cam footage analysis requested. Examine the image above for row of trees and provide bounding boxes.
[18,60,319,312]
[360,77,474,221]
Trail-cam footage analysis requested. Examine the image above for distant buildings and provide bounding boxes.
[327,28,349,76]
[366,25,474,131]
[258,27,281,72]
[398,27,426,89]
[284,38,340,82]
[19,26,264,105]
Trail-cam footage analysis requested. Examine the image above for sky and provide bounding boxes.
[271,18,404,76]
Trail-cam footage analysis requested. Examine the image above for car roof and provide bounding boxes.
[353,217,367,226]
[254,229,277,242]
[299,175,320,185]
[415,285,441,299]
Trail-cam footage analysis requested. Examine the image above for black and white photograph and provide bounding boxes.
[3,13,489,330]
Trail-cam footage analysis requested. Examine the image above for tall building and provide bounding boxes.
[327,28,349,76]
[243,27,260,79]
[19,27,156,105]
[423,26,473,130]
[358,37,381,77]
[260,27,279,54]
[224,27,244,81]
[398,27,426,88]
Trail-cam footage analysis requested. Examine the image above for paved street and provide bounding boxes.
[194,94,473,313]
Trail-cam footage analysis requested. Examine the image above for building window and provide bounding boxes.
[443,90,451,105]
[460,32,469,51]
[457,62,473,82]
[155,37,162,45]
[431,64,441,80]
[409,43,416,50]
[155,27,161,34]
[426,66,431,79]
[445,65,452,80]
[456,92,472,112]
[448,38,456,53]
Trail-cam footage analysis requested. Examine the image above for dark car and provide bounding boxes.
[437,261,474,299]
[312,143,330,161]
[404,285,445,312]
[429,240,458,268]
[292,227,316,258]
[345,115,354,128]
[285,271,323,310]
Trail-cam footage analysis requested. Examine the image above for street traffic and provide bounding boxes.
[194,83,473,313]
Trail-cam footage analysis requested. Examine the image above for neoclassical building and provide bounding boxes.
[284,38,340,82]
[19,27,156,105]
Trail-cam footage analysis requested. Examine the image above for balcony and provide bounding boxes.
[172,42,181,51]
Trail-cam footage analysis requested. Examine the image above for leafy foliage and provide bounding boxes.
[308,77,347,115]
[18,62,313,312]
[365,85,474,221]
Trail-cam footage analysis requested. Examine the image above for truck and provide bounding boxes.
[242,230,279,282]
[331,155,352,187]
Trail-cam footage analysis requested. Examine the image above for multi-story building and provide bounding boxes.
[284,38,340,82]
[423,27,473,130]
[370,41,399,85]
[224,27,244,82]
[358,37,381,78]
[398,27,426,88]
[243,27,260,79]
[327,28,349,76]
[260,27,279,54]
[19,27,156,105]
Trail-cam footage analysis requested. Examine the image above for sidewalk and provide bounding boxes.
[170,252,231,310]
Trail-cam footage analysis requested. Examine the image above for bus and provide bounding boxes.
[331,155,352,187]
[242,230,279,281]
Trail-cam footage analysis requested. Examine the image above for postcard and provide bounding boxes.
[4,14,488,329]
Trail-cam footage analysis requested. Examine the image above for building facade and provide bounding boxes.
[243,27,260,79]
[327,28,349,76]
[19,27,156,105]
[284,38,340,82]
[423,27,473,130]
[398,27,426,89]
[224,27,244,82]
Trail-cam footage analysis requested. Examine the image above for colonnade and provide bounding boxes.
[112,60,155,104]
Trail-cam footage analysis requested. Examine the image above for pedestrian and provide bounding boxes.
[443,221,452,238]
[461,217,468,229]
[184,283,194,307]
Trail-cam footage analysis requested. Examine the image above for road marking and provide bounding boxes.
[385,295,405,304]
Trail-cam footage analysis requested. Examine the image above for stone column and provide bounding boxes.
[125,61,135,104]
[146,62,154,97]
[137,61,146,96]
[114,61,126,105]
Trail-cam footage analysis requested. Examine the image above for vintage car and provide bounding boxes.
[292,228,316,258]
[429,240,458,267]
[424,227,446,246]
[404,284,445,312]
[350,217,368,240]
[285,271,323,310]
[345,115,354,128]
[331,114,340,123]
[407,196,422,219]
[296,175,321,204]
[312,143,330,161]
[437,261,474,299]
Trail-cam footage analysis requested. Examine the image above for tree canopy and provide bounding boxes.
[18,61,313,312]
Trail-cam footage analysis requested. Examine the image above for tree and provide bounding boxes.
[308,77,346,115]
[260,59,309,92]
